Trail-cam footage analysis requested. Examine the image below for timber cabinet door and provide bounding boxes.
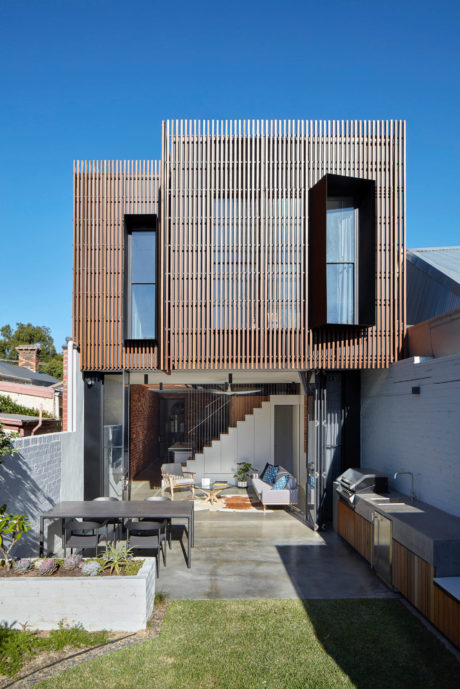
[337,500,372,563]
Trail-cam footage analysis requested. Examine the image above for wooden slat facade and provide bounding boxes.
[74,120,406,372]
[73,160,160,371]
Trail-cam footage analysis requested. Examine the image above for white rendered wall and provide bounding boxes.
[0,389,56,416]
[361,355,460,517]
[187,395,305,483]
[0,558,156,631]
[60,346,84,502]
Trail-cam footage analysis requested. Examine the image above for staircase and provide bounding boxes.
[185,397,273,482]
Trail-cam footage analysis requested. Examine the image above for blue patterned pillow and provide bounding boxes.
[273,474,290,490]
[262,464,279,485]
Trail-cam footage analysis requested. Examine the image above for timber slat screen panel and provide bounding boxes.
[161,119,405,372]
[73,160,160,370]
[74,120,405,372]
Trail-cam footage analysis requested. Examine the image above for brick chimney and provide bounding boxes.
[16,345,41,373]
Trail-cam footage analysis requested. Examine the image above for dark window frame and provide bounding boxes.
[124,214,157,341]
[309,174,376,328]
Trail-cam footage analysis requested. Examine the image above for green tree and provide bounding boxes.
[40,356,63,380]
[0,323,63,379]
[0,323,56,361]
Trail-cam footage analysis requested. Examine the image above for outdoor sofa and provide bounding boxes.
[250,464,298,512]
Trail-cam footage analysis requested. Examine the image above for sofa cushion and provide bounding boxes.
[273,474,290,490]
[276,471,297,490]
[261,464,279,485]
[259,463,271,482]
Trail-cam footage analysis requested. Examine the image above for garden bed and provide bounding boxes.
[0,558,156,632]
[0,559,144,578]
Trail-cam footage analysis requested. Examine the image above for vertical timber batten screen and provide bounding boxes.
[73,160,160,371]
[161,119,406,371]
[74,120,405,372]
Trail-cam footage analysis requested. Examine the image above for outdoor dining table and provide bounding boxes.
[39,500,194,567]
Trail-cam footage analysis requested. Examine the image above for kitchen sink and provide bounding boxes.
[369,497,406,505]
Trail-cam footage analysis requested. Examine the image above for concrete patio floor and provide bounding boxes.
[155,502,396,601]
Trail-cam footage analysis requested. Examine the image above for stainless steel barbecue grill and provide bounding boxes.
[335,467,389,506]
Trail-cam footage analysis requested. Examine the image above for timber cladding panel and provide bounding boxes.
[74,120,406,371]
[73,161,160,370]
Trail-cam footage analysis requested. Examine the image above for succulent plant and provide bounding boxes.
[80,561,102,577]
[37,558,58,576]
[62,553,82,570]
[102,542,133,575]
[13,558,33,573]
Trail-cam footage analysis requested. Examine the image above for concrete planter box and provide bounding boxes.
[0,558,156,632]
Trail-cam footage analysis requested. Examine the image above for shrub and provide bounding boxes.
[0,506,31,569]
[0,395,55,419]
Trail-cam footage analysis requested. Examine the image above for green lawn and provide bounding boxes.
[35,599,459,689]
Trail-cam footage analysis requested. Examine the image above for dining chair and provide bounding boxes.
[63,519,102,557]
[126,520,166,577]
[92,496,121,541]
[144,496,172,548]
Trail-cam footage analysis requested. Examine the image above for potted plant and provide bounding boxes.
[233,461,254,488]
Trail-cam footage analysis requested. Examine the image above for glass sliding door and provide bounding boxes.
[103,374,126,499]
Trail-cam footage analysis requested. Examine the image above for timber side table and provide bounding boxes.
[195,481,229,506]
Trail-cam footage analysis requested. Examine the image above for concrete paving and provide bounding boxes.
[156,506,396,601]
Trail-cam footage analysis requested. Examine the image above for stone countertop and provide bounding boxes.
[355,492,460,577]
[433,577,460,602]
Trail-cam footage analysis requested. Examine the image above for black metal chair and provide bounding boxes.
[126,519,167,577]
[63,519,102,557]
[144,496,172,548]
[92,496,121,541]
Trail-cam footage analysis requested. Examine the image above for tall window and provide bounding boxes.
[326,199,358,324]
[126,219,156,339]
[309,174,375,328]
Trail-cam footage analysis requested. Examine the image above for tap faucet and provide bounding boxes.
[394,471,415,503]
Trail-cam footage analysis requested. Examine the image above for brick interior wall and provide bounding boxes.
[130,385,158,480]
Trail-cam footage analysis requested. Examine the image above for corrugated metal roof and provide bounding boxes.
[408,247,460,285]
[407,247,460,325]
[0,361,59,386]
[0,412,39,421]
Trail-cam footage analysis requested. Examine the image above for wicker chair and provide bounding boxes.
[161,463,195,500]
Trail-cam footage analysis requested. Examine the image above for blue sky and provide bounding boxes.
[1,0,459,351]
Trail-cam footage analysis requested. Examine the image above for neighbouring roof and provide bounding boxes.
[407,247,460,325]
[0,412,40,421]
[0,361,59,387]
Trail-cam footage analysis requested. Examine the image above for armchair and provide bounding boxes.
[161,463,195,500]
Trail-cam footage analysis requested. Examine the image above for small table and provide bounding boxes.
[195,482,229,506]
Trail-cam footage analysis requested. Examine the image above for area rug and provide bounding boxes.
[193,494,272,513]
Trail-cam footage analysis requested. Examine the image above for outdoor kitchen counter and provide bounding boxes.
[355,492,460,576]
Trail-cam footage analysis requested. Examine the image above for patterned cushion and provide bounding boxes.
[259,463,270,481]
[276,471,297,490]
[273,474,290,490]
[262,464,279,485]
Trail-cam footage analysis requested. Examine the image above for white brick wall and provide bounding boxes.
[361,354,460,517]
[1,433,65,556]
